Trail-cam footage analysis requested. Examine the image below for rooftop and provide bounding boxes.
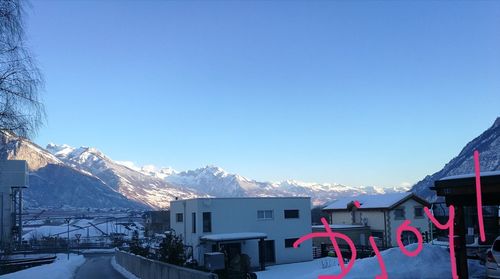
[438,170,500,181]
[312,224,367,230]
[171,196,311,203]
[323,192,415,210]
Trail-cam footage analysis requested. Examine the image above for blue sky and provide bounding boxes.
[26,1,499,187]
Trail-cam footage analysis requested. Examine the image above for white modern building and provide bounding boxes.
[323,192,430,248]
[170,197,313,270]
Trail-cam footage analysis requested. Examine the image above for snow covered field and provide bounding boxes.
[0,254,84,279]
[22,218,144,241]
[257,244,486,279]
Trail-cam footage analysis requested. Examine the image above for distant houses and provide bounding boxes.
[322,192,430,248]
[169,197,313,270]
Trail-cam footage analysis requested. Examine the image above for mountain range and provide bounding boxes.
[1,130,407,209]
[1,116,498,209]
[411,117,500,201]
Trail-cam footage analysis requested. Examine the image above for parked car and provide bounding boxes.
[486,236,500,278]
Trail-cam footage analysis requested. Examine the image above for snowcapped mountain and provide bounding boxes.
[5,117,499,209]
[45,144,201,209]
[1,129,411,209]
[44,143,410,207]
[411,117,500,201]
[0,130,146,209]
[162,166,410,206]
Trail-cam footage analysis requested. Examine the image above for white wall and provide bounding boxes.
[387,198,429,247]
[170,197,313,266]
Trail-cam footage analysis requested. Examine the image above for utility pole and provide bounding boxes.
[65,218,71,260]
[75,234,81,255]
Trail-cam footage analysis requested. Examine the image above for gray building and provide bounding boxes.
[170,197,313,270]
[0,160,28,250]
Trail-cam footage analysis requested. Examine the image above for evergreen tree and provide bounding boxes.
[158,233,185,266]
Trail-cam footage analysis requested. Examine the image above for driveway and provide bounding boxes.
[74,253,125,279]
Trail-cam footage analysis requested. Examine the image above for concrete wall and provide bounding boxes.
[115,250,218,279]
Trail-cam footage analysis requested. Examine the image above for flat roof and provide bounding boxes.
[312,224,367,230]
[438,170,500,181]
[433,171,500,206]
[171,196,311,203]
[200,232,267,242]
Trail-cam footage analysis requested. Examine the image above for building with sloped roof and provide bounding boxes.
[323,192,430,248]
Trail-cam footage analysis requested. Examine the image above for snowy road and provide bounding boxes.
[74,253,125,279]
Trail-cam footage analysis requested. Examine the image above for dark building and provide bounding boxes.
[432,171,500,279]
[143,210,170,237]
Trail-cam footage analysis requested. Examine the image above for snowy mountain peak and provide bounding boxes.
[159,167,178,176]
[493,117,500,128]
[46,143,106,162]
[199,165,228,176]
[46,143,73,156]
[42,141,413,207]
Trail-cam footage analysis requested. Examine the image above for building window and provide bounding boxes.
[394,208,405,220]
[414,207,424,218]
[284,209,299,219]
[257,210,273,220]
[176,213,183,222]
[203,212,212,233]
[285,238,299,248]
[192,212,196,233]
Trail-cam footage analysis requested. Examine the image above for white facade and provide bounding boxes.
[324,193,430,247]
[170,197,313,268]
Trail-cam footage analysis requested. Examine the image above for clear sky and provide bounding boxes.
[25,0,499,188]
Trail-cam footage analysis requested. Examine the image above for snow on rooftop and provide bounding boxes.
[323,192,412,210]
[439,170,500,181]
[200,232,267,242]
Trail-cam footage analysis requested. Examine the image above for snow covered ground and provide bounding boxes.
[0,254,85,279]
[256,244,486,279]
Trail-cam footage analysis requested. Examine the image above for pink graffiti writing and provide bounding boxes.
[294,150,485,279]
[474,150,485,242]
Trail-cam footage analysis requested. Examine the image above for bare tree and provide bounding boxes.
[0,0,44,138]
